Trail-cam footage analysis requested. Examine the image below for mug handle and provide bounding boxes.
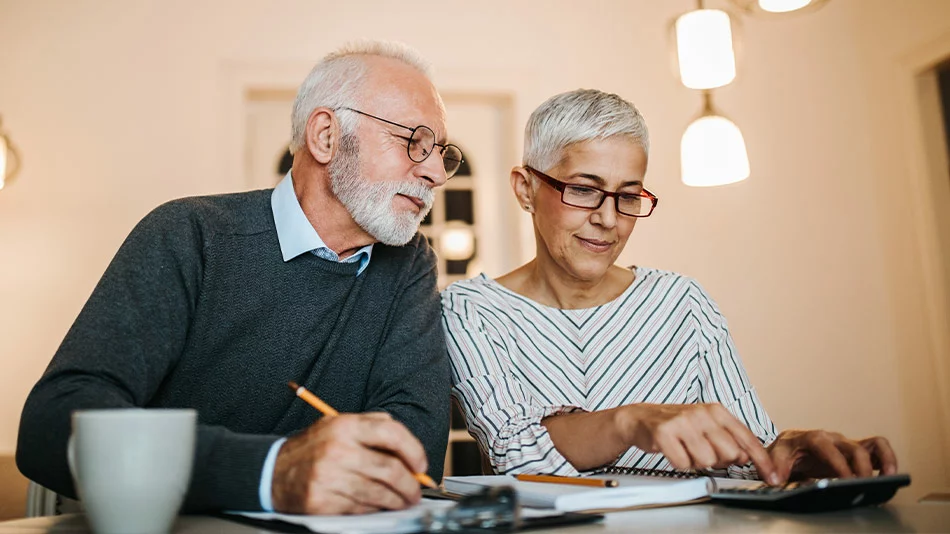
[67,435,78,483]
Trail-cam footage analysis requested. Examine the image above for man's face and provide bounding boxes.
[330,57,449,246]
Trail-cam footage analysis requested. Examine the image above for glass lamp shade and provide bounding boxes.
[674,9,737,90]
[439,225,476,261]
[681,115,750,187]
[758,0,812,13]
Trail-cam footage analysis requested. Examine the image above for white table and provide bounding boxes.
[1,503,948,533]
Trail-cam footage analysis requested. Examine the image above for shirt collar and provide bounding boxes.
[271,172,373,274]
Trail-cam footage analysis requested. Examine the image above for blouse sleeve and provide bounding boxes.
[442,286,586,475]
[689,280,778,478]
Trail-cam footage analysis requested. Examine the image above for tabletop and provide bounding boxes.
[1,503,948,533]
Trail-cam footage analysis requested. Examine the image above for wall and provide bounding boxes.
[1,0,948,500]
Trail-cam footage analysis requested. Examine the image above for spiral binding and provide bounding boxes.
[592,466,700,479]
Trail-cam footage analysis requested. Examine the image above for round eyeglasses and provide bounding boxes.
[336,107,464,178]
[524,166,659,217]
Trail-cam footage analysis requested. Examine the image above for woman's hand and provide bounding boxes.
[767,430,898,484]
[619,403,781,485]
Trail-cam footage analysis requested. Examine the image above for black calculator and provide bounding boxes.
[711,474,911,513]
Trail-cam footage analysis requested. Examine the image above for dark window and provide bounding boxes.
[277,147,294,175]
[445,190,475,224]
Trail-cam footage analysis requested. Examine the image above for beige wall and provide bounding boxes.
[1,0,948,500]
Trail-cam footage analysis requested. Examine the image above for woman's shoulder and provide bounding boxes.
[633,266,702,291]
[442,274,544,320]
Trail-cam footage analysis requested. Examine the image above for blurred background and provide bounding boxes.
[1,0,949,515]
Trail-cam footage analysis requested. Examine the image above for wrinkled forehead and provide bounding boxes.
[358,58,447,140]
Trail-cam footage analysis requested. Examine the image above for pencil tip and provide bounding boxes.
[288,381,300,390]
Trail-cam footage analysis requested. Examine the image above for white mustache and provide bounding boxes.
[390,181,435,212]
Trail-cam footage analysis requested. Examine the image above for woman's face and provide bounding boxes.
[528,137,648,283]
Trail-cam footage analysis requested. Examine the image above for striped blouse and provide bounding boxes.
[441,266,777,476]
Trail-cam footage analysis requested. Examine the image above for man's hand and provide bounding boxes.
[620,403,780,485]
[767,430,898,484]
[271,412,428,514]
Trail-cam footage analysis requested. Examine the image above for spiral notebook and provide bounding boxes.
[587,466,762,491]
[443,472,721,512]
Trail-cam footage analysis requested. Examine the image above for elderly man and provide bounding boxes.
[17,41,462,515]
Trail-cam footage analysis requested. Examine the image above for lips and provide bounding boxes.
[576,236,615,252]
[397,193,426,210]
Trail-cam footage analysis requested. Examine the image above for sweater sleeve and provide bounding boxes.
[361,236,451,483]
[441,287,585,476]
[16,200,278,512]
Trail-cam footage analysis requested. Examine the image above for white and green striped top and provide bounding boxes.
[442,266,777,477]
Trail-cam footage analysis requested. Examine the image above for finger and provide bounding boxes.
[703,427,746,467]
[655,432,692,471]
[719,418,778,485]
[861,437,898,475]
[679,428,718,469]
[361,411,395,421]
[767,441,794,485]
[339,465,416,511]
[345,448,422,507]
[353,417,429,474]
[809,436,855,478]
[840,441,873,478]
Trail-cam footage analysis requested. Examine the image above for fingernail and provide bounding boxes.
[769,474,781,485]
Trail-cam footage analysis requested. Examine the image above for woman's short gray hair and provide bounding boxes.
[523,89,650,172]
[289,40,433,153]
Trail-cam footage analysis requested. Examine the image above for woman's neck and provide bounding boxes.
[498,258,635,310]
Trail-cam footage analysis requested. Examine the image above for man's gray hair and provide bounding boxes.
[523,89,650,172]
[289,40,433,153]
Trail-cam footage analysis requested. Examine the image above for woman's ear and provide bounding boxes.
[510,167,535,213]
[305,108,337,165]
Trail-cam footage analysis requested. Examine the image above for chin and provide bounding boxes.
[566,259,613,283]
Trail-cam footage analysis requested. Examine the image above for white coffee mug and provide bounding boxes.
[68,408,196,534]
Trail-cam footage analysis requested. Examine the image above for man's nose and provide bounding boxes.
[415,150,448,188]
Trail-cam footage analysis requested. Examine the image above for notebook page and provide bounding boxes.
[444,475,710,512]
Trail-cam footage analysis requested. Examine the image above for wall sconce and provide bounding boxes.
[439,223,476,261]
[0,115,23,191]
[681,91,750,187]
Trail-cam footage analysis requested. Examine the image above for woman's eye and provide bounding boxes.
[569,186,598,196]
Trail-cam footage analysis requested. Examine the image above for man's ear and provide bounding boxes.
[305,108,337,165]
[510,167,535,213]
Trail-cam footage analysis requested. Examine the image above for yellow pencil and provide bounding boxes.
[287,381,438,489]
[515,474,618,488]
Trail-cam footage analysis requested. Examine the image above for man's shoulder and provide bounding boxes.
[144,189,274,236]
[371,232,437,273]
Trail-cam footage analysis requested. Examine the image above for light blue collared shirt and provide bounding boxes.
[258,172,374,512]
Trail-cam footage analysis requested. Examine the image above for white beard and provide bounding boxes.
[329,133,435,246]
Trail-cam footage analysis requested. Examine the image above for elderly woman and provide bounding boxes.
[442,89,897,485]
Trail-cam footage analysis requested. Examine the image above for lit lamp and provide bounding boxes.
[729,0,830,15]
[439,224,476,261]
[674,6,736,89]
[0,115,22,191]
[681,91,750,187]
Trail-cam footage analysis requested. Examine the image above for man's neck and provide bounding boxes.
[291,166,375,258]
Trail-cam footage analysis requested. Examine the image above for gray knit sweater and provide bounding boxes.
[16,189,451,512]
